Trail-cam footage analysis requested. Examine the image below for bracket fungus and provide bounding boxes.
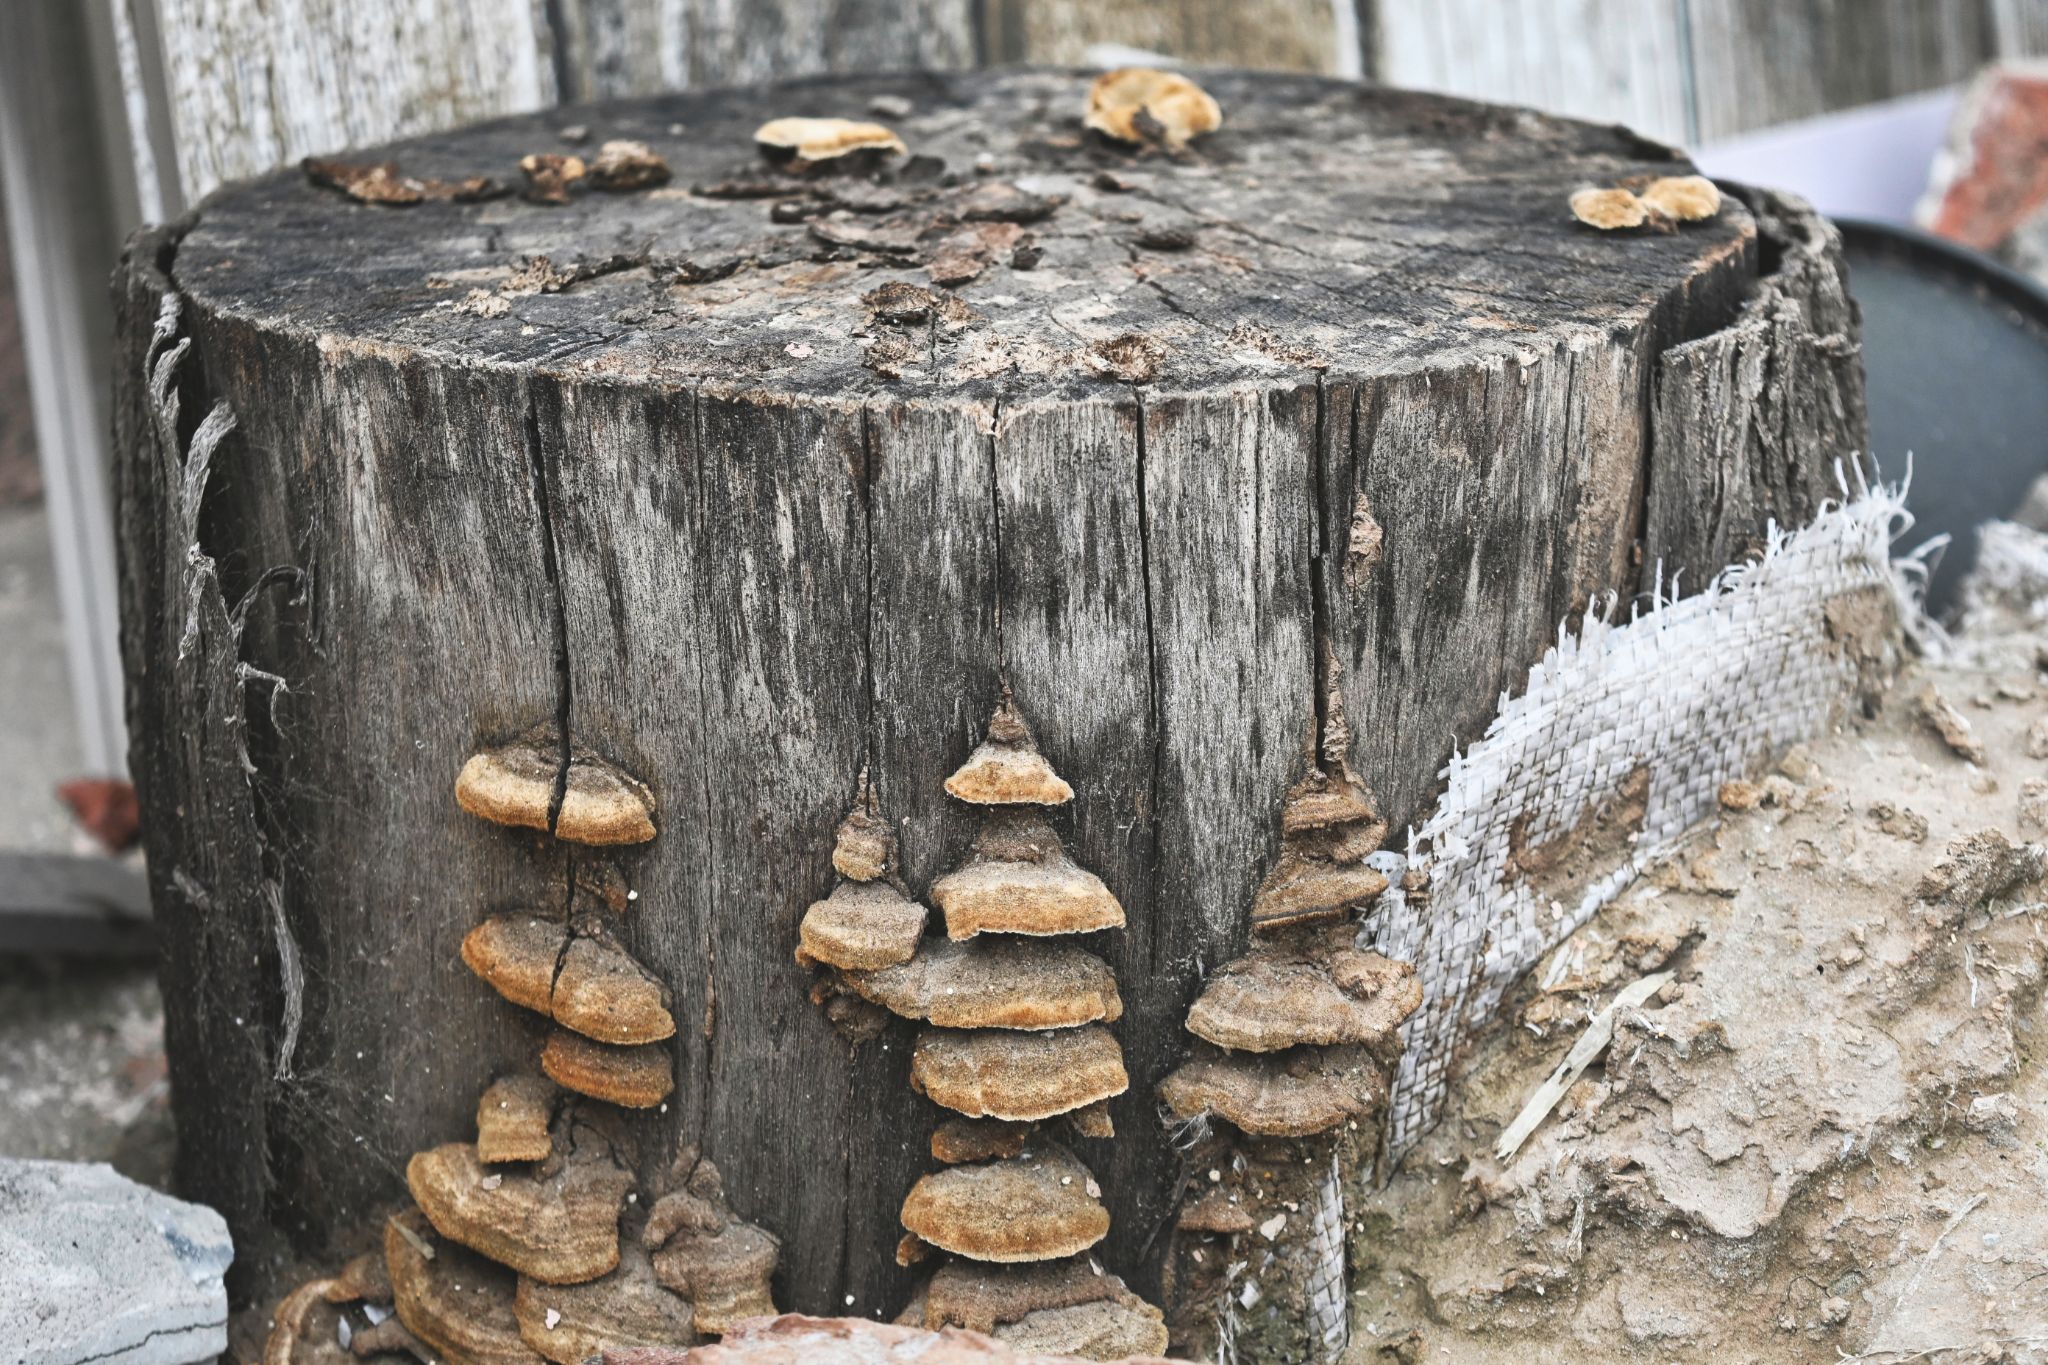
[849,937,1122,1031]
[901,1259,1170,1359]
[456,735,657,845]
[943,695,1075,806]
[1159,1044,1386,1139]
[900,1148,1109,1263]
[519,153,587,205]
[406,1135,634,1284]
[540,1029,676,1108]
[1184,929,1420,1053]
[1248,770,1391,932]
[1569,185,1649,231]
[464,915,676,1045]
[931,811,1124,940]
[798,879,927,971]
[512,1240,696,1363]
[911,1025,1129,1122]
[832,774,896,881]
[386,1209,545,1365]
[588,139,672,192]
[477,1075,559,1164]
[643,1150,781,1336]
[754,117,906,168]
[1639,174,1723,222]
[1084,68,1222,151]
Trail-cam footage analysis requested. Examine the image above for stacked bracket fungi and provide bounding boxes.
[264,728,779,1365]
[1157,747,1424,1363]
[799,692,1168,1358]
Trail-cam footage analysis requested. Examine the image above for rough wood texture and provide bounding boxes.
[1644,187,1869,593]
[115,70,1856,1319]
[982,0,1341,73]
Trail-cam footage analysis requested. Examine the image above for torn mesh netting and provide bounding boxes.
[1369,481,1919,1164]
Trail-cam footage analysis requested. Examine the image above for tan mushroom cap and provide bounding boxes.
[755,116,907,163]
[587,140,672,192]
[326,1250,393,1307]
[932,812,1123,941]
[1640,174,1722,222]
[462,914,568,1015]
[1280,769,1384,836]
[540,1030,675,1109]
[797,880,927,970]
[911,1025,1128,1122]
[1175,1187,1255,1235]
[944,696,1074,807]
[553,934,676,1045]
[832,777,896,881]
[513,1239,696,1363]
[849,937,1121,1030]
[1085,68,1222,150]
[922,1256,1154,1339]
[1570,186,1648,231]
[477,1075,558,1164]
[1157,1044,1385,1137]
[931,1117,1033,1165]
[455,737,656,845]
[408,1139,633,1285]
[900,1147,1109,1263]
[386,1209,546,1365]
[1185,939,1420,1053]
[644,1150,780,1336]
[1248,854,1388,933]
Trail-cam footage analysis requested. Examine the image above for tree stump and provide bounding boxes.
[112,68,1863,1317]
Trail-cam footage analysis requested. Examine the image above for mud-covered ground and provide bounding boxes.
[1350,628,2048,1362]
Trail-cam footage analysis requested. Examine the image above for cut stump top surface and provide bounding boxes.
[176,69,1754,403]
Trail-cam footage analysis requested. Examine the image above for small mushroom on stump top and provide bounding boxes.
[754,116,906,168]
[1084,68,1222,151]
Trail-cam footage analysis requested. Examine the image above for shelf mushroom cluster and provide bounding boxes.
[796,691,1169,1358]
[262,727,779,1365]
[1155,760,1425,1359]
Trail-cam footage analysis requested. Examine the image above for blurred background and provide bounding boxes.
[4,0,2048,1180]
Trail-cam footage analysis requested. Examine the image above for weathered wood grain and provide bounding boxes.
[1644,187,1867,596]
[116,73,1855,1325]
[983,0,1340,73]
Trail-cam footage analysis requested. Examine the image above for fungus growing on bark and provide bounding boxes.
[1570,186,1649,231]
[463,916,675,1044]
[512,1240,696,1363]
[1065,1100,1114,1140]
[553,933,677,1045]
[754,117,906,167]
[477,1075,558,1164]
[909,1258,1169,1357]
[900,1147,1110,1262]
[644,1149,781,1335]
[540,1030,676,1108]
[797,880,927,970]
[832,774,896,881]
[520,153,587,205]
[1185,930,1420,1052]
[406,1138,634,1285]
[462,914,570,1016]
[849,937,1122,1030]
[1249,855,1390,932]
[910,1025,1129,1121]
[1639,174,1722,222]
[455,736,657,845]
[944,695,1075,806]
[263,1276,348,1365]
[1085,68,1222,150]
[1157,1044,1385,1137]
[931,1117,1033,1164]
[931,811,1124,940]
[386,1209,544,1365]
[1248,769,1391,932]
[589,140,671,191]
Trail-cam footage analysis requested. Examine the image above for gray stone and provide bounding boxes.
[0,1158,231,1365]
